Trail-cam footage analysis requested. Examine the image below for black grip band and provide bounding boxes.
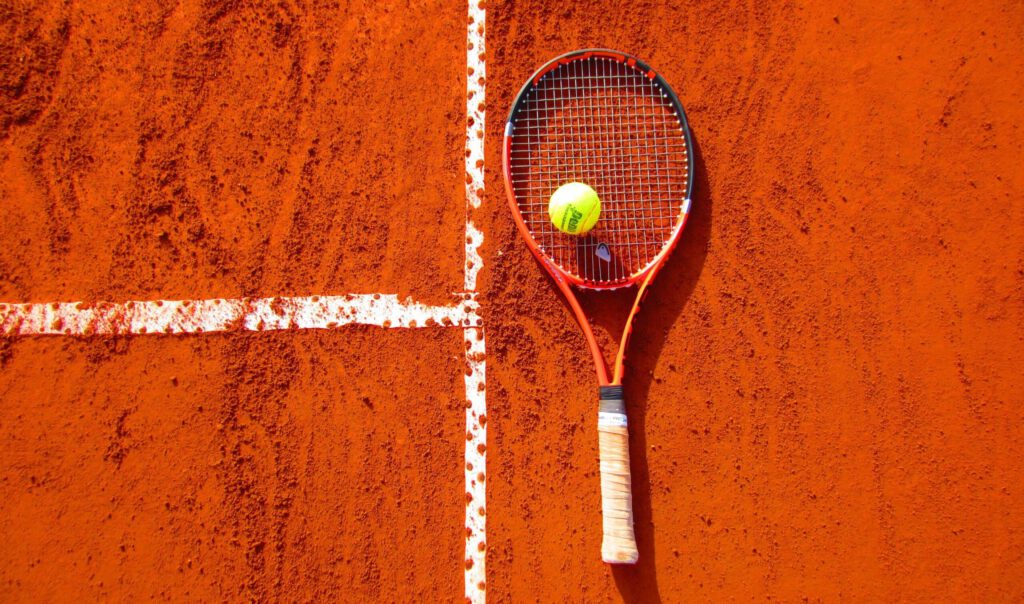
[599,385,625,414]
[599,385,624,399]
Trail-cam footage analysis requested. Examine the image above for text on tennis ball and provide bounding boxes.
[549,182,601,235]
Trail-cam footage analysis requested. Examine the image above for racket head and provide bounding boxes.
[503,49,695,289]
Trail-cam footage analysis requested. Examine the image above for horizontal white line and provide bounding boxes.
[0,294,481,336]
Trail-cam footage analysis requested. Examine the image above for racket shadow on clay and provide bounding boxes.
[582,138,712,602]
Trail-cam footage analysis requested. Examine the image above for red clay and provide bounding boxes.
[1,0,1023,602]
[1,1,470,601]
[0,330,466,601]
[0,0,467,305]
[482,0,1023,601]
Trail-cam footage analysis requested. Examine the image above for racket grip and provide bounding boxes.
[598,385,638,564]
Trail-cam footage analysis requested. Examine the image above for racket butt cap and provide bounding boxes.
[603,547,640,564]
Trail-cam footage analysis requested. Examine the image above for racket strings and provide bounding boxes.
[509,57,690,285]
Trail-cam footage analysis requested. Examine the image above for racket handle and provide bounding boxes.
[598,385,639,564]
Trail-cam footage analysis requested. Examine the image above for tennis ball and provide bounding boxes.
[549,182,601,235]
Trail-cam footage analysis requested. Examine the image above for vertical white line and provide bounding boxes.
[464,1,487,602]
[463,325,487,601]
[464,1,486,293]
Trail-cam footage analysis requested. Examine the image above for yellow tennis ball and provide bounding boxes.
[549,182,601,235]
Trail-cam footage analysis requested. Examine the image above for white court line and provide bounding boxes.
[0,295,479,336]
[463,325,487,598]
[0,1,488,601]
[463,0,487,601]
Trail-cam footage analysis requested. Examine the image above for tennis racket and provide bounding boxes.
[502,49,694,564]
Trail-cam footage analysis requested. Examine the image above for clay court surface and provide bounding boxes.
[1,0,1023,601]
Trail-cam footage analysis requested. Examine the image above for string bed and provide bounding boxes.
[508,57,690,286]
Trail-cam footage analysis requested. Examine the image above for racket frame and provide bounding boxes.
[502,48,695,387]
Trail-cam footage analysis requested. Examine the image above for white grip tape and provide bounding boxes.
[598,415,638,563]
[598,412,627,428]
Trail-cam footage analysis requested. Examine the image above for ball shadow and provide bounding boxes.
[576,137,712,601]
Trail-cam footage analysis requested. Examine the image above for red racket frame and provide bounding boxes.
[502,49,694,565]
[502,49,695,388]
